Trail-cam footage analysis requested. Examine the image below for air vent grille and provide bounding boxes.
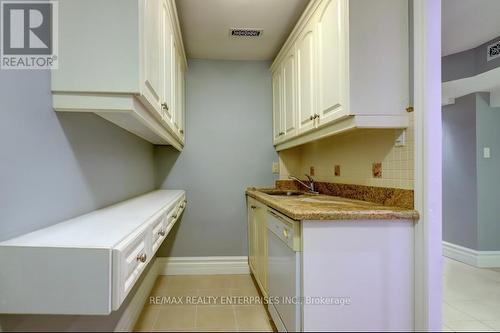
[230,28,263,38]
[487,40,500,61]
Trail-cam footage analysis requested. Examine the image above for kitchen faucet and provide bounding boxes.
[288,174,319,194]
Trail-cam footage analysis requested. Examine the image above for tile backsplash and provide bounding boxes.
[279,115,414,190]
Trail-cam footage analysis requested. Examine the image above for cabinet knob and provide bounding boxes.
[180,129,184,134]
[250,205,257,209]
[158,230,166,237]
[314,114,320,119]
[161,103,169,111]
[172,214,178,219]
[279,131,285,136]
[309,115,314,121]
[136,253,147,263]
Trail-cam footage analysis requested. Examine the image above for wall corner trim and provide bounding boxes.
[157,256,250,275]
[443,241,500,268]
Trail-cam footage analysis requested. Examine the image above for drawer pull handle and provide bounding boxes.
[136,253,147,263]
[158,230,166,237]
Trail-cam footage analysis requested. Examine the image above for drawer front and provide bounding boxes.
[151,210,167,253]
[113,227,149,310]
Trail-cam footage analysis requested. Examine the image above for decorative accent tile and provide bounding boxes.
[372,163,382,178]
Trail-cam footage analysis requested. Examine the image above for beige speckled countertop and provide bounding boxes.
[246,188,419,221]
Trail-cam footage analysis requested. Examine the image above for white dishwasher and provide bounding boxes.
[267,209,302,332]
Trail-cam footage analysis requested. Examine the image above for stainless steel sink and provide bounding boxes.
[259,190,303,196]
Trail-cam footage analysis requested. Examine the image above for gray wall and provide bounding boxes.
[443,92,500,251]
[476,93,500,251]
[156,59,278,257]
[442,94,478,249]
[0,71,156,329]
[442,36,500,82]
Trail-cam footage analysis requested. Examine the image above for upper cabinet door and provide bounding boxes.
[296,23,316,134]
[143,0,162,109]
[282,51,297,140]
[161,0,174,127]
[316,0,346,125]
[176,54,185,142]
[272,71,283,144]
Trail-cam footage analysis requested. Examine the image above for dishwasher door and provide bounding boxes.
[267,210,301,332]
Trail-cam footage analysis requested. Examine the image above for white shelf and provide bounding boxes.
[0,190,186,315]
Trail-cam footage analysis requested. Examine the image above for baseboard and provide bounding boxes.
[115,259,160,332]
[157,256,250,275]
[443,241,500,268]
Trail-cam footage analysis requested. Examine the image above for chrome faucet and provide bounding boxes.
[289,174,319,194]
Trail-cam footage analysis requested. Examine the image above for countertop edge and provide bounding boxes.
[246,190,420,222]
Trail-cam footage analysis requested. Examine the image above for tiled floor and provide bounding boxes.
[443,257,500,332]
[134,274,275,332]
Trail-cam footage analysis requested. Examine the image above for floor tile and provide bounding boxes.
[196,305,238,330]
[443,302,475,323]
[134,305,159,331]
[448,301,500,321]
[482,321,500,330]
[446,320,494,332]
[153,305,197,331]
[235,305,273,331]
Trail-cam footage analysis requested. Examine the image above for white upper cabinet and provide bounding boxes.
[143,0,163,110]
[270,0,410,151]
[316,0,346,125]
[161,0,175,129]
[272,71,283,144]
[51,0,187,150]
[296,21,316,134]
[282,51,298,141]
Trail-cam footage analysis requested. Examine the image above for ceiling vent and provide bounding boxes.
[230,28,263,38]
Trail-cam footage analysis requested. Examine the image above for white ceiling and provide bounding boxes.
[442,0,500,56]
[175,0,310,60]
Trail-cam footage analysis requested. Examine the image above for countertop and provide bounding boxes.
[246,188,419,221]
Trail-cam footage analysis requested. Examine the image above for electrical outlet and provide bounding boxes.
[395,130,406,147]
[272,162,280,173]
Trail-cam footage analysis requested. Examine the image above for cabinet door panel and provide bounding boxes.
[317,0,346,125]
[161,0,174,126]
[282,52,297,140]
[143,0,162,108]
[272,71,283,144]
[296,26,316,134]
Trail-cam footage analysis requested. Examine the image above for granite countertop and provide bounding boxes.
[246,188,419,221]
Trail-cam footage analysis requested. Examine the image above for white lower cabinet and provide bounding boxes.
[0,190,186,315]
[247,197,414,331]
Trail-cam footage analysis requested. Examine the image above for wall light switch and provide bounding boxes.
[272,162,280,174]
[484,147,491,159]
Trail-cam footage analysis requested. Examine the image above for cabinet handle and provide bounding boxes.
[314,114,320,119]
[279,131,285,136]
[310,115,314,121]
[161,103,169,111]
[250,205,257,209]
[180,129,184,134]
[136,253,147,263]
[172,214,178,219]
[283,229,289,239]
[158,230,166,237]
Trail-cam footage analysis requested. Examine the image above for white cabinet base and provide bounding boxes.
[302,220,414,331]
[53,93,182,150]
